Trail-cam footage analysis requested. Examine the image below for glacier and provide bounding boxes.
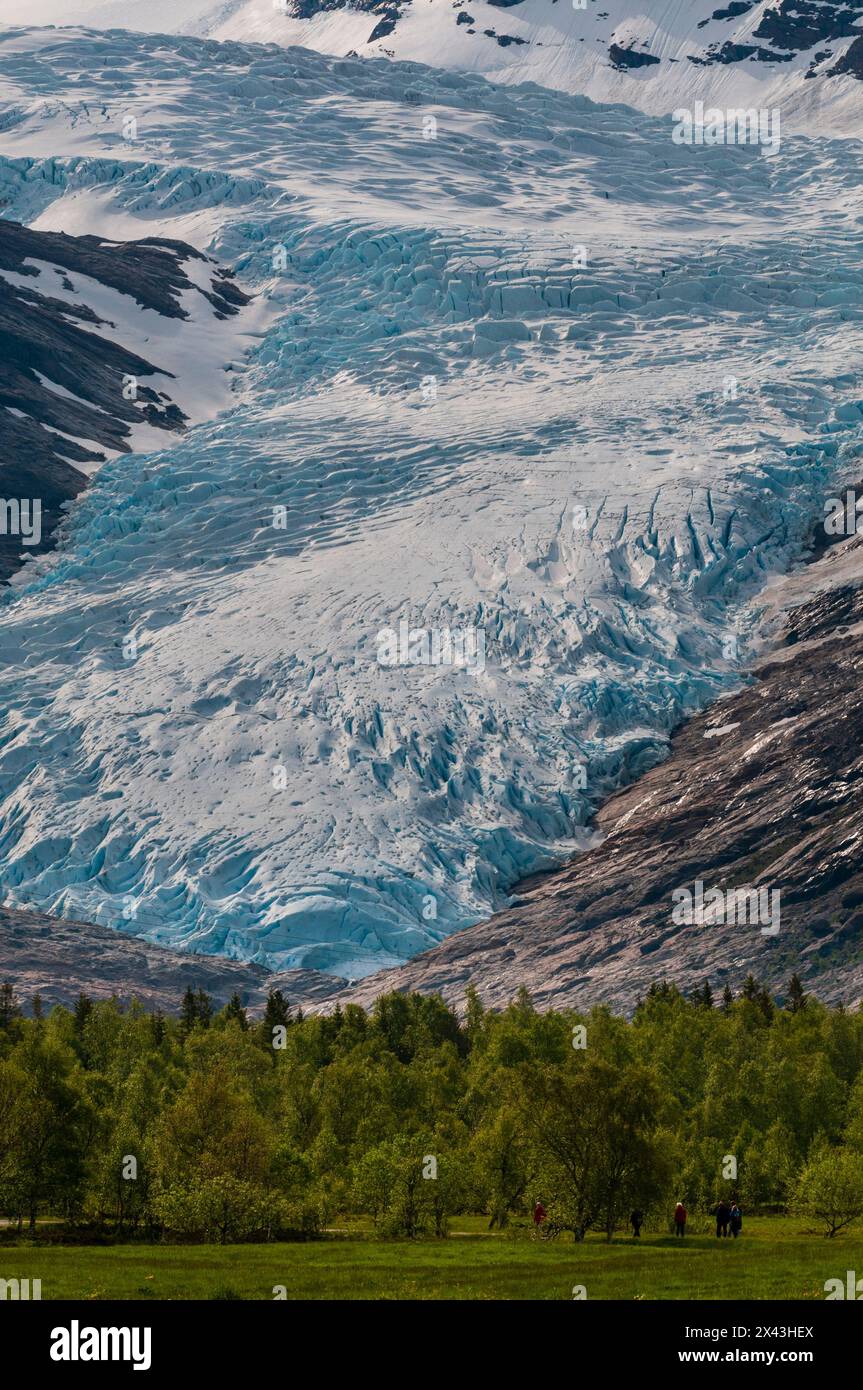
[3,0,862,138]
[0,26,862,978]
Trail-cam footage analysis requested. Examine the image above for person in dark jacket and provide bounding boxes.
[630,1209,643,1238]
[674,1201,687,1237]
[730,1203,743,1238]
[715,1199,731,1238]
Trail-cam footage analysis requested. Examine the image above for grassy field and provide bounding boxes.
[3,1216,862,1300]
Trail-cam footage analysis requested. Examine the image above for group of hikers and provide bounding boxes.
[530,1198,743,1238]
[657,1199,742,1239]
[712,1198,743,1239]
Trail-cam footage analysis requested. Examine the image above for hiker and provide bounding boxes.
[533,1200,547,1233]
[674,1201,687,1237]
[715,1199,730,1238]
[730,1203,742,1239]
[630,1209,643,1238]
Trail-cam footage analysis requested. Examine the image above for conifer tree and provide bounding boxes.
[73,992,93,1032]
[0,980,19,1029]
[465,983,485,1047]
[786,973,808,1014]
[690,981,713,1009]
[180,986,197,1033]
[514,985,534,1014]
[223,992,248,1031]
[263,989,291,1031]
[757,987,775,1022]
[194,989,213,1028]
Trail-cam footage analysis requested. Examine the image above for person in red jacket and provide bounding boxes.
[674,1201,687,1237]
[533,1200,547,1233]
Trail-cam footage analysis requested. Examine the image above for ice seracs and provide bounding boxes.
[0,27,861,979]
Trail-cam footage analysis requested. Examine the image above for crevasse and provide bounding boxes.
[0,28,861,976]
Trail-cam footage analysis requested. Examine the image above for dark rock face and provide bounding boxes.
[696,0,862,69]
[281,0,863,87]
[0,221,245,322]
[289,0,406,19]
[608,43,661,71]
[0,219,249,583]
[753,0,863,50]
[0,904,343,1013]
[7,531,863,1020]
[698,2,757,26]
[829,35,863,76]
[0,435,87,586]
[333,536,863,1016]
[484,31,526,47]
[369,13,399,41]
[283,0,409,44]
[690,42,794,65]
[289,0,357,15]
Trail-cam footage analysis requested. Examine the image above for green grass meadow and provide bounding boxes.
[3,1216,862,1300]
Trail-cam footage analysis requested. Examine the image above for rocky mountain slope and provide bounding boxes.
[219,0,863,139]
[4,523,863,1015]
[0,902,337,1011]
[334,527,863,1013]
[0,218,252,581]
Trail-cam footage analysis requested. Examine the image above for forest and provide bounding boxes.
[1,974,862,1245]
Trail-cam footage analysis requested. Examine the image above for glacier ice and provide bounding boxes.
[3,0,862,139]
[0,27,862,977]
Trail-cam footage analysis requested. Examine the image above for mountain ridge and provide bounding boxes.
[2,3,862,136]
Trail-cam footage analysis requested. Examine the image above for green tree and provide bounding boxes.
[180,987,197,1033]
[795,1146,863,1237]
[194,989,213,1027]
[0,980,20,1029]
[73,992,93,1034]
[263,989,291,1032]
[470,1106,532,1230]
[465,984,486,1051]
[522,1056,670,1241]
[156,1175,271,1244]
[351,1135,452,1238]
[3,1037,92,1231]
[222,993,249,1031]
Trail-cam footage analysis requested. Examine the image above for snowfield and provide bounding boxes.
[2,0,862,137]
[0,26,862,977]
